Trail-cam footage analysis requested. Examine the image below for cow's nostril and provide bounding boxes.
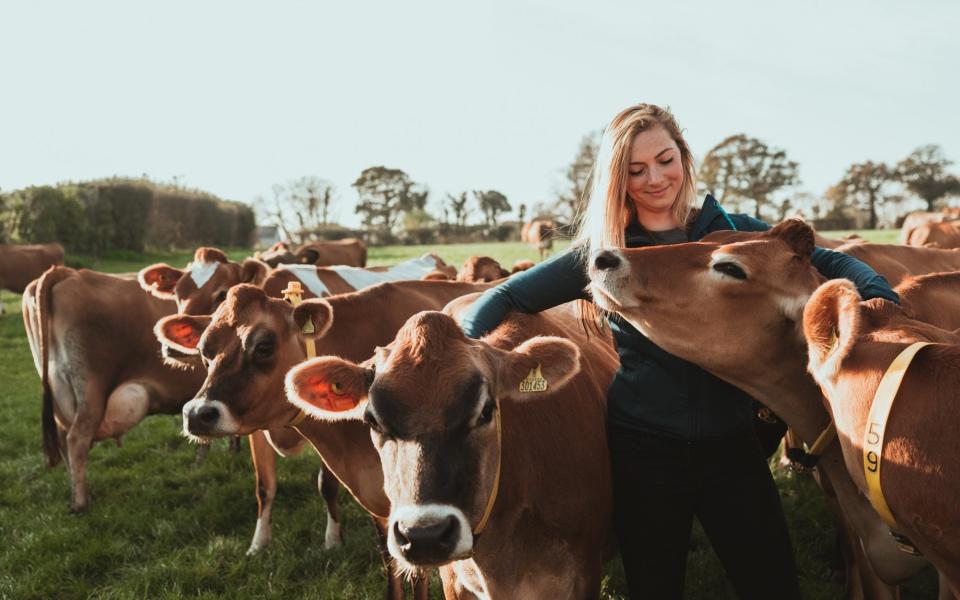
[593,251,621,271]
[393,520,411,548]
[194,405,220,424]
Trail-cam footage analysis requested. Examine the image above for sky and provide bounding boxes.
[1,0,958,227]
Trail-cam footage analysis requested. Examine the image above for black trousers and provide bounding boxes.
[608,426,801,600]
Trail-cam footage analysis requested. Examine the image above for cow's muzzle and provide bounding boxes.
[388,505,472,567]
[182,398,239,439]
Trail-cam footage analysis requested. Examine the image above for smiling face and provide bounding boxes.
[625,125,685,227]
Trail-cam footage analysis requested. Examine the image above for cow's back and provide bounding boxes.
[0,243,64,292]
[838,242,960,286]
[42,269,202,410]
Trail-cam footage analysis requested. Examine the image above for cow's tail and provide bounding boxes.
[36,266,72,467]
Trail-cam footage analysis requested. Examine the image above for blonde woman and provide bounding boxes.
[460,103,898,599]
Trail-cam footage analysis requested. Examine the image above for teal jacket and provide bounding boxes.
[461,196,899,440]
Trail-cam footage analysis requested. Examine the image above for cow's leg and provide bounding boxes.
[247,430,278,555]
[194,442,210,464]
[229,436,242,453]
[371,516,405,600]
[318,466,343,548]
[65,381,108,512]
[409,570,430,600]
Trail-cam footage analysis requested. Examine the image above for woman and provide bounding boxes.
[459,103,898,599]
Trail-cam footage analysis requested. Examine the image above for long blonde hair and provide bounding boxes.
[576,103,698,252]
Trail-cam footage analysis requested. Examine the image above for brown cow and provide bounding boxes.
[286,301,619,598]
[0,243,64,314]
[156,279,491,600]
[21,267,205,512]
[899,208,960,245]
[586,221,948,599]
[457,256,509,283]
[257,242,297,267]
[295,238,367,267]
[139,249,448,554]
[804,280,960,593]
[834,242,960,287]
[522,219,555,260]
[906,220,960,249]
[511,259,535,273]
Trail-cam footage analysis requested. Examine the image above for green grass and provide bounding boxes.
[0,237,937,598]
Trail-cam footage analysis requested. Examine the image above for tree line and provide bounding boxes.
[0,178,255,254]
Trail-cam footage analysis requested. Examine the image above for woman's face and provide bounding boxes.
[626,125,684,219]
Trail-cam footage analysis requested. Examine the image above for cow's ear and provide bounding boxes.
[292,299,334,339]
[497,336,581,402]
[803,279,862,382]
[154,314,212,354]
[768,218,815,260]
[138,264,184,299]
[285,356,369,421]
[241,258,269,286]
[299,249,319,264]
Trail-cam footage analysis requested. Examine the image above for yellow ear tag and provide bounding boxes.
[519,364,548,393]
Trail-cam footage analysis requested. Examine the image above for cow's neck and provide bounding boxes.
[293,417,390,518]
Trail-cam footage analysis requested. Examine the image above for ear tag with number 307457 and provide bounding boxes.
[519,364,548,393]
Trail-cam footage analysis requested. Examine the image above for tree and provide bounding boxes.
[699,134,800,219]
[285,176,337,236]
[445,192,470,231]
[896,145,960,211]
[473,190,511,228]
[555,132,599,221]
[353,166,428,237]
[518,203,527,224]
[830,161,894,229]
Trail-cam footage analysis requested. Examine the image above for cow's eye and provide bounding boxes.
[253,340,275,360]
[477,400,495,426]
[712,262,747,280]
[214,290,227,304]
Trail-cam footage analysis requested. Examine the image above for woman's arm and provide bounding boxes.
[731,214,899,303]
[810,247,900,303]
[460,249,591,339]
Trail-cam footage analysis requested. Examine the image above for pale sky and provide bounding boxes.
[2,1,958,227]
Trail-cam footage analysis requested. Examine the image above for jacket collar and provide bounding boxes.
[624,194,736,246]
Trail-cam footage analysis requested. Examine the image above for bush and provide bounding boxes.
[0,178,256,253]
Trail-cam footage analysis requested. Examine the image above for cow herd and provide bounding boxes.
[3,221,960,598]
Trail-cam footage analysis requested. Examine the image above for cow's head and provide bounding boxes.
[257,242,297,267]
[803,278,960,400]
[587,219,823,375]
[155,284,331,440]
[139,247,268,315]
[285,311,581,568]
[457,256,509,283]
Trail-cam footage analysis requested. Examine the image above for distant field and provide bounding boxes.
[0,236,937,599]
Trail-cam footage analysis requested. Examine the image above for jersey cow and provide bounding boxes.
[906,220,960,249]
[295,238,367,267]
[22,267,205,512]
[834,242,960,287]
[257,242,297,267]
[139,249,448,554]
[804,281,960,594]
[521,219,555,260]
[1,243,64,314]
[156,279,491,599]
[286,300,619,599]
[587,221,951,599]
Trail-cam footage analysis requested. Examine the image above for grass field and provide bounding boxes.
[0,238,938,599]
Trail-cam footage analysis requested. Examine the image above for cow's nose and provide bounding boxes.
[393,516,460,562]
[186,404,220,432]
[593,250,621,271]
